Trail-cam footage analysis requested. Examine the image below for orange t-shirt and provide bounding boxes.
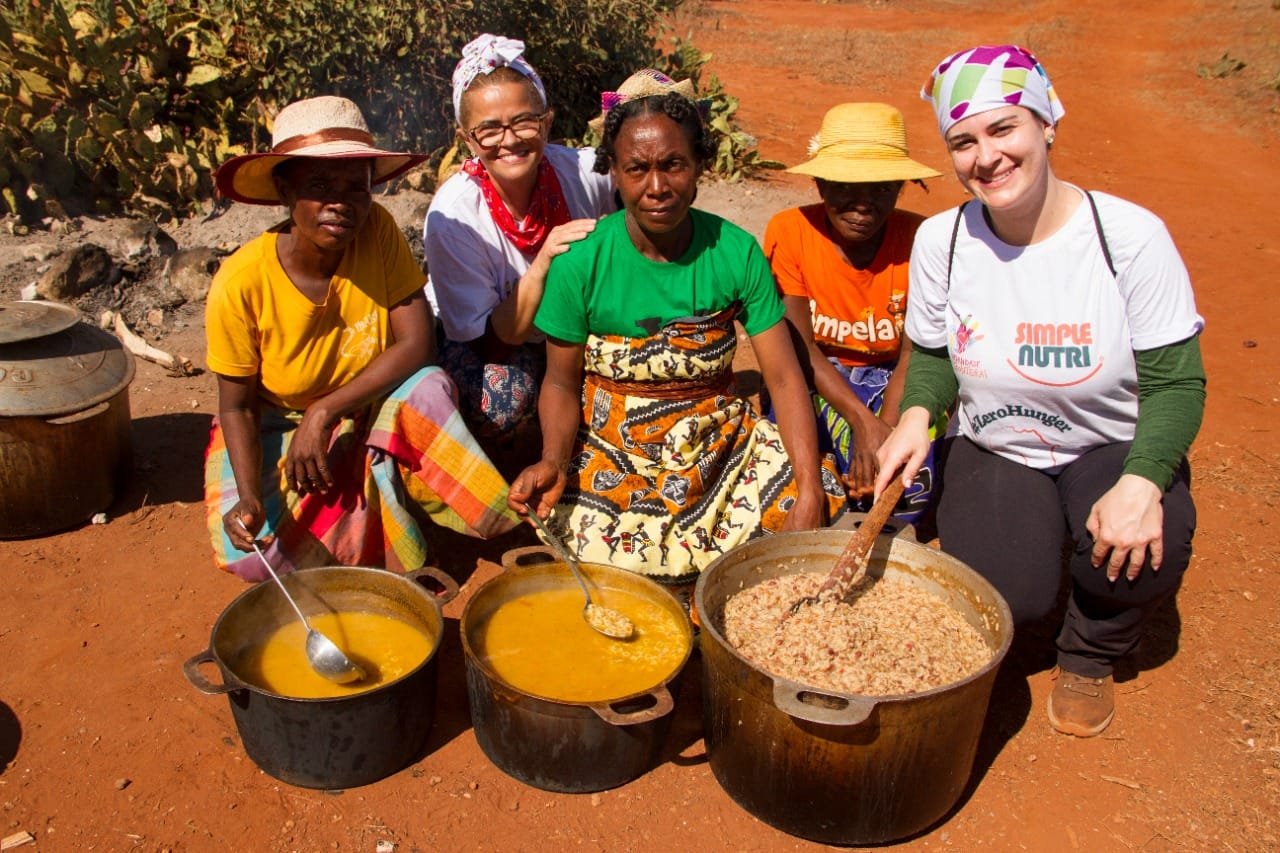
[764,205,923,367]
[205,202,426,411]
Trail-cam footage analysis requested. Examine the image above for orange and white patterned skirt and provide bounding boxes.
[547,309,845,579]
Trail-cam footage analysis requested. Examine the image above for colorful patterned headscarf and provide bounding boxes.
[921,45,1065,135]
[451,34,548,123]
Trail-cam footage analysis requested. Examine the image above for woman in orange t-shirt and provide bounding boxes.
[763,103,942,521]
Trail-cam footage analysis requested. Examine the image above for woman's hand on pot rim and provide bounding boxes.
[224,498,267,552]
[1087,474,1165,582]
[508,459,567,518]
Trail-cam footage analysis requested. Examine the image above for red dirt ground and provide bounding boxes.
[2,1,1278,850]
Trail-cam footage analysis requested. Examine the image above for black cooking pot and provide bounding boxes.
[696,527,1012,844]
[460,546,693,793]
[184,565,457,789]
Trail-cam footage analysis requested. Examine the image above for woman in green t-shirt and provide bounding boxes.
[508,84,845,585]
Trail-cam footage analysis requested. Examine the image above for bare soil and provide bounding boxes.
[2,1,1278,850]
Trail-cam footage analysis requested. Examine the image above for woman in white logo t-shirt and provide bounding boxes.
[876,45,1204,739]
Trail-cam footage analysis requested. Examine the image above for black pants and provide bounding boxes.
[936,438,1195,677]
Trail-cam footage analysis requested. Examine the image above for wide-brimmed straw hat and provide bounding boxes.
[587,69,698,136]
[786,102,941,184]
[215,96,427,205]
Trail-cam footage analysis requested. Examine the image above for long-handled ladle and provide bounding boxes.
[239,519,367,684]
[521,504,635,640]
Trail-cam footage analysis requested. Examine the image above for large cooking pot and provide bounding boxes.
[184,565,458,789]
[0,301,134,538]
[460,546,693,793]
[696,527,1012,844]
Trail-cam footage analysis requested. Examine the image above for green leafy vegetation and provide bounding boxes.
[0,0,774,223]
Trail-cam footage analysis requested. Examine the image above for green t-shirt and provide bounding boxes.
[535,208,785,342]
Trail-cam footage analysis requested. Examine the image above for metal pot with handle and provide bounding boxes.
[695,526,1012,844]
[460,546,693,793]
[184,565,458,789]
[0,301,134,538]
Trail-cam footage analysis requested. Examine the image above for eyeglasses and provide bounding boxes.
[467,112,549,149]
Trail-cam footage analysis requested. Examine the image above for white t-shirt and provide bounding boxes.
[905,188,1203,470]
[423,144,615,342]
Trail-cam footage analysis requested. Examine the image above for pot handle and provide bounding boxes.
[500,545,558,571]
[771,679,878,726]
[182,649,238,696]
[46,401,110,426]
[589,685,675,727]
[832,511,918,544]
[405,565,460,605]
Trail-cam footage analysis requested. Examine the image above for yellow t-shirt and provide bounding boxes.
[205,203,426,411]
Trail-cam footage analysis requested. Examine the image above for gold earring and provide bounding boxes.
[1046,132,1056,145]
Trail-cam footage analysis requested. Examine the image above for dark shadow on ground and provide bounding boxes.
[661,649,708,767]
[422,613,473,755]
[422,523,541,586]
[116,412,213,509]
[1118,593,1182,681]
[944,633,1045,817]
[0,700,20,769]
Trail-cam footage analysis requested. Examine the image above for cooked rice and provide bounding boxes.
[723,571,993,696]
[585,603,635,638]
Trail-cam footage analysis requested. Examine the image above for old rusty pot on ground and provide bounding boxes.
[0,301,134,537]
[695,528,1012,844]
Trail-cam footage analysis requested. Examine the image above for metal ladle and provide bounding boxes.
[239,520,368,684]
[521,504,635,640]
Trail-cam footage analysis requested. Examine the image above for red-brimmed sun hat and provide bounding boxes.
[215,96,427,205]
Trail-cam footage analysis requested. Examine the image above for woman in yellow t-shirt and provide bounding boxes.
[763,103,942,523]
[205,96,518,581]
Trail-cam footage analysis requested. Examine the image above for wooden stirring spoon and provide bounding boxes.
[789,477,906,614]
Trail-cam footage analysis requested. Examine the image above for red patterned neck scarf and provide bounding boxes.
[462,157,570,255]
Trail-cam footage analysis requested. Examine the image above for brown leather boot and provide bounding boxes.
[1047,666,1115,737]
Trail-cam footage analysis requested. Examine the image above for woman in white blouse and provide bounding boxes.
[423,33,614,447]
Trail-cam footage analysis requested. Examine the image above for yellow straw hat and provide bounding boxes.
[786,102,941,183]
[215,96,427,205]
[587,69,698,136]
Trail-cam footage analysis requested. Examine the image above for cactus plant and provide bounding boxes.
[0,0,772,223]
